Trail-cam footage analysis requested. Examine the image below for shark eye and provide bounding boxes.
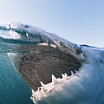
[19,44,81,91]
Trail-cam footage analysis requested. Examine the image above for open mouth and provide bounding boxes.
[1,22,104,104]
[18,43,82,103]
[0,22,88,103]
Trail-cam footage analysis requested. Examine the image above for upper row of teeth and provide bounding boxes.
[31,70,79,102]
[37,42,57,48]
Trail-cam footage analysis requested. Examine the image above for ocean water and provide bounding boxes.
[0,53,33,104]
[0,22,104,104]
[0,23,39,104]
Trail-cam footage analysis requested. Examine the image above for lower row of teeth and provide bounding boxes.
[31,70,79,103]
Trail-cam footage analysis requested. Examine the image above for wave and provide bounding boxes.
[0,22,104,104]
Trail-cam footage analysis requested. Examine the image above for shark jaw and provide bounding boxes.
[2,22,104,104]
[31,70,81,103]
[29,44,104,104]
[7,42,104,104]
[8,42,96,104]
[26,44,83,104]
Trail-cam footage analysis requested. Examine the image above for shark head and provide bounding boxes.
[1,22,104,104]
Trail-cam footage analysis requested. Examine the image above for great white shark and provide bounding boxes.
[0,22,104,104]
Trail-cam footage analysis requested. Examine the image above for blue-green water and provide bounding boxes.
[0,53,33,104]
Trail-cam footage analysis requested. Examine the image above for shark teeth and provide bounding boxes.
[74,70,77,73]
[37,43,57,48]
[31,71,80,103]
[32,89,35,95]
[41,87,47,94]
[62,74,65,78]
[64,73,68,77]
[74,70,78,75]
[40,81,45,87]
[62,73,67,79]
[71,71,74,76]
[52,74,58,85]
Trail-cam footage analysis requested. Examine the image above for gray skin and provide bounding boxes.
[1,23,104,104]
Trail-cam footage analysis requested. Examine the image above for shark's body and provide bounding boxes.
[0,22,104,104]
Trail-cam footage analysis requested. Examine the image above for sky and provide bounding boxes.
[0,0,104,47]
